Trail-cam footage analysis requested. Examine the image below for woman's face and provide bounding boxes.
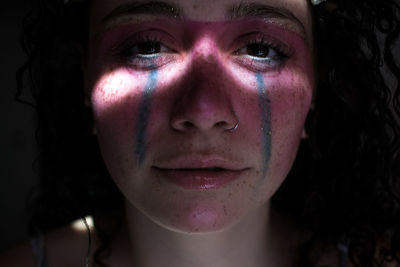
[87,0,313,233]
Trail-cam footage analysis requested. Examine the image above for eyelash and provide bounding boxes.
[113,33,175,70]
[113,32,292,72]
[232,34,292,72]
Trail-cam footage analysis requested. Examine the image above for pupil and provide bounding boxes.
[247,44,269,57]
[138,42,160,55]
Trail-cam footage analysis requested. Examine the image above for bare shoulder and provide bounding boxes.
[45,218,95,267]
[0,242,36,267]
[0,218,95,267]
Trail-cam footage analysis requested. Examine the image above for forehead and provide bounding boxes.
[90,0,312,42]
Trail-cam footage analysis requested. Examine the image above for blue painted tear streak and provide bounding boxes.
[135,69,158,166]
[256,73,272,179]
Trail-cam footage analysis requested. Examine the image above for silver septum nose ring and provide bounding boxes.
[227,121,239,132]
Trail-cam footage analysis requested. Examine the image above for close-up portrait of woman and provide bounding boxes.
[1,0,400,266]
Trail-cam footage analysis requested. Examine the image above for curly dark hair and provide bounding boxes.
[16,0,400,266]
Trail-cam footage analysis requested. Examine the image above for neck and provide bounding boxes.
[121,201,296,267]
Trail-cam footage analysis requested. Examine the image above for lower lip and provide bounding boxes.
[154,168,244,190]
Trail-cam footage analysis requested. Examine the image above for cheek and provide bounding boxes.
[271,69,313,133]
[89,63,187,167]
[266,69,313,188]
[91,70,144,128]
[90,69,151,168]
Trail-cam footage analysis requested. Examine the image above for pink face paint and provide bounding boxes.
[92,19,183,76]
[90,16,313,232]
[94,19,183,58]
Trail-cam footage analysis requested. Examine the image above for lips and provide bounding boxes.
[153,155,247,190]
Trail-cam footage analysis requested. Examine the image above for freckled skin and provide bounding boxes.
[88,14,313,233]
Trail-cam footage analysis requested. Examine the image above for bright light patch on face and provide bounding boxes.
[91,69,150,109]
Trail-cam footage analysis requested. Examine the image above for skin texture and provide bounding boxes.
[85,0,314,266]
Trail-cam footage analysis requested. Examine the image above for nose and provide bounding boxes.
[170,37,238,132]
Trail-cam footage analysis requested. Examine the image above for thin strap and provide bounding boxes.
[338,242,349,267]
[30,235,49,267]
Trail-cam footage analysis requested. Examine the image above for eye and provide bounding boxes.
[115,34,176,70]
[246,43,279,58]
[121,40,170,58]
[232,38,291,72]
[136,41,161,55]
[235,43,282,60]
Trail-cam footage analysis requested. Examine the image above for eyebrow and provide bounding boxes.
[228,2,306,36]
[101,1,306,36]
[101,1,182,24]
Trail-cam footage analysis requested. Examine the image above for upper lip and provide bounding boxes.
[153,154,247,171]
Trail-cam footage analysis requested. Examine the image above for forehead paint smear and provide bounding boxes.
[135,69,158,166]
[256,73,271,181]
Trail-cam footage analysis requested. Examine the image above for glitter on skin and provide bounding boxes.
[256,73,271,180]
[135,68,158,166]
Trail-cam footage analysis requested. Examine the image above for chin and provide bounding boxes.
[132,191,251,234]
[157,204,243,234]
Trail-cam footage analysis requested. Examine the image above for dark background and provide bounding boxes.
[1,0,400,253]
[1,1,36,250]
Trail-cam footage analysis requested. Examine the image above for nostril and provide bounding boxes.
[215,121,226,128]
[184,121,194,128]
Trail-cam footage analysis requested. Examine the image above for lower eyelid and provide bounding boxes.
[125,53,177,70]
[136,54,160,59]
[232,55,287,72]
